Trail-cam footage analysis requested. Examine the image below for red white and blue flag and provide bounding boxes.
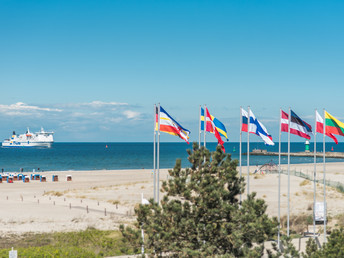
[156,106,190,144]
[241,108,249,132]
[281,110,312,139]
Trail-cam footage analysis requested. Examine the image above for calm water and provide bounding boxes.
[0,142,343,172]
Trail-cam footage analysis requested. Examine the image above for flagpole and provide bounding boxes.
[153,104,157,203]
[141,193,145,255]
[199,105,201,147]
[239,107,242,203]
[287,107,291,237]
[313,109,317,239]
[323,109,327,243]
[278,109,282,249]
[157,103,161,204]
[247,106,250,196]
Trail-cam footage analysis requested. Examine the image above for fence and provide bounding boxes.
[268,169,344,193]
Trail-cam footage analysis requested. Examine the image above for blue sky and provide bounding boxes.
[1,0,344,142]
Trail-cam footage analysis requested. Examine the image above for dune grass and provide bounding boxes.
[0,228,138,257]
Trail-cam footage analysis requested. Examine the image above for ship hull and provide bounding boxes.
[2,141,53,148]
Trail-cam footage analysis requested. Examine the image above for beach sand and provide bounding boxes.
[1,162,344,237]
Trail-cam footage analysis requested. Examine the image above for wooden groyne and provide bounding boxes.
[246,149,344,158]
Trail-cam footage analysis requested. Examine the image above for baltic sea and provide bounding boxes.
[0,142,343,172]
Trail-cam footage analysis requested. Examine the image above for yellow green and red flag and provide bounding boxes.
[325,111,344,137]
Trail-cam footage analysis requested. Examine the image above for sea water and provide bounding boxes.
[0,142,343,172]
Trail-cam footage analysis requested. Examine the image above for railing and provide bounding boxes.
[268,169,344,193]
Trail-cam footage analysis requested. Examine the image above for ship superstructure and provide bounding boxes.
[2,128,54,147]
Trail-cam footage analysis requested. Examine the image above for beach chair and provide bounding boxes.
[0,176,2,183]
[30,174,40,180]
[40,175,46,182]
[7,176,13,183]
[23,176,30,183]
[52,175,58,182]
[66,175,72,181]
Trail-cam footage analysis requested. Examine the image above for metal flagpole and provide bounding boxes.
[313,109,317,238]
[204,105,207,148]
[157,103,161,204]
[247,106,250,196]
[323,109,327,243]
[287,107,291,237]
[239,107,242,203]
[153,104,157,203]
[199,105,202,147]
[141,193,145,255]
[278,109,282,249]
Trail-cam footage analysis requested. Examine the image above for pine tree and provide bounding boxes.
[121,143,278,256]
[307,228,344,258]
[267,236,300,258]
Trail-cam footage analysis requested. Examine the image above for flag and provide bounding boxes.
[157,106,191,144]
[325,111,344,138]
[280,110,289,133]
[241,108,249,132]
[200,108,228,140]
[316,111,338,144]
[155,106,159,131]
[241,108,274,145]
[205,107,225,152]
[281,110,312,139]
[248,110,274,145]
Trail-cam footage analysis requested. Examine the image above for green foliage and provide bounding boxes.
[0,228,137,257]
[121,143,278,256]
[119,224,141,254]
[267,236,300,258]
[268,228,344,258]
[307,228,344,257]
[0,245,96,257]
[303,237,318,258]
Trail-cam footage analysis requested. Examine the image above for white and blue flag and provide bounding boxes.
[248,110,274,146]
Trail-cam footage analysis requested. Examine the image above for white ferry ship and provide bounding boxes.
[2,128,54,147]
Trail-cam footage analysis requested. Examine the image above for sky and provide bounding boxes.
[1,0,344,142]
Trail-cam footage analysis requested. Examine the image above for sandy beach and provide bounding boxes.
[1,162,344,237]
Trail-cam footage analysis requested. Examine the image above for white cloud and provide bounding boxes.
[64,101,128,109]
[0,102,62,115]
[87,101,128,107]
[108,117,123,123]
[0,101,146,141]
[123,110,140,119]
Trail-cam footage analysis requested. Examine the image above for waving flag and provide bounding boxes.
[241,108,274,145]
[241,108,249,132]
[205,107,225,152]
[316,111,338,144]
[200,107,228,140]
[157,106,190,144]
[325,111,344,138]
[281,110,312,139]
[249,110,274,145]
[280,110,289,133]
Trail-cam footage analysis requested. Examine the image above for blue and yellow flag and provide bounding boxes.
[201,107,228,140]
